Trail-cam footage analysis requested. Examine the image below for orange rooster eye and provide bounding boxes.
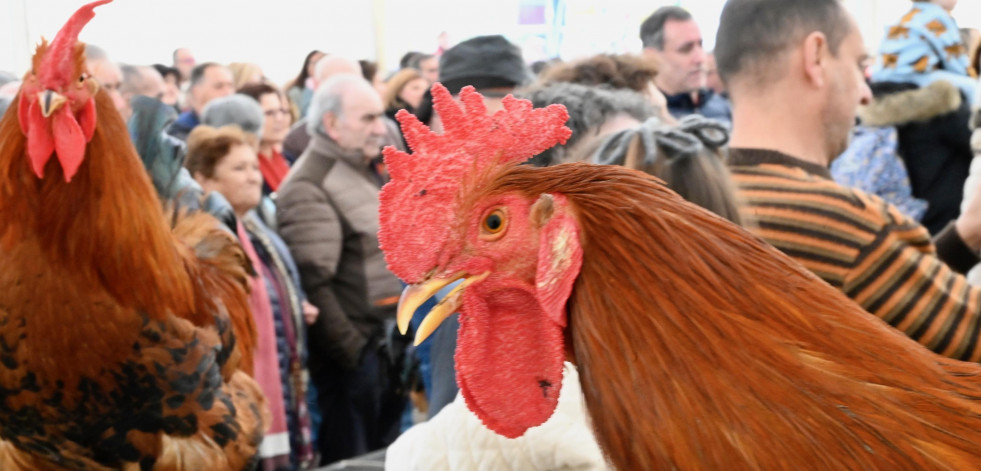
[480,208,508,240]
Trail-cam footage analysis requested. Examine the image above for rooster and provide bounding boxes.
[0,1,266,469]
[381,84,981,470]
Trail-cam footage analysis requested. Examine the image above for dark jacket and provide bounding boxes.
[663,88,731,125]
[165,110,199,143]
[863,80,973,235]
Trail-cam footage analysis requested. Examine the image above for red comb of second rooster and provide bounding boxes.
[379,83,571,283]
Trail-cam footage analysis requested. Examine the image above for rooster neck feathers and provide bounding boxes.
[0,0,193,321]
[495,164,981,469]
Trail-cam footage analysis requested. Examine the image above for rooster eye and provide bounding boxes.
[480,209,508,239]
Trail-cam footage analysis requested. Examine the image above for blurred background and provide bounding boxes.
[4,0,981,84]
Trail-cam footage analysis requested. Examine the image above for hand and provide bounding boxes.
[957,176,981,252]
[302,300,319,325]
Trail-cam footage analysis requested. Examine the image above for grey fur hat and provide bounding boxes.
[201,94,265,137]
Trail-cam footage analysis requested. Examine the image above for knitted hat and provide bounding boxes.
[439,35,533,95]
[201,93,265,137]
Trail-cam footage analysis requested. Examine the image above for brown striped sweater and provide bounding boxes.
[730,148,981,361]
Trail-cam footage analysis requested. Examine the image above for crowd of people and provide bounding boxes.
[4,0,981,469]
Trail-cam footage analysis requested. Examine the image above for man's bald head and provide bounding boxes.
[120,65,166,99]
[313,55,363,89]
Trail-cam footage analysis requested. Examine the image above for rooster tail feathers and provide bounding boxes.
[171,211,258,376]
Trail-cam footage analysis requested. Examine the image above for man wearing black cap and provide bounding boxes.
[413,35,533,134]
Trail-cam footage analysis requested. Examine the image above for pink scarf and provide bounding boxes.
[236,221,290,458]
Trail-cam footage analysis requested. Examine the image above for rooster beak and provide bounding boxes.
[37,90,67,118]
[397,272,489,346]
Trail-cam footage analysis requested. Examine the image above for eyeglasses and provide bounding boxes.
[264,108,290,117]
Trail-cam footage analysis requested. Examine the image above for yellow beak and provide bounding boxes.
[37,90,67,118]
[397,272,489,346]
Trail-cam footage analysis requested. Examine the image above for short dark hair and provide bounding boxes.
[715,0,850,88]
[399,51,424,70]
[359,60,378,82]
[189,62,221,88]
[639,6,693,50]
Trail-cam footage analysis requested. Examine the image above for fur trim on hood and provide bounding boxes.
[859,80,962,127]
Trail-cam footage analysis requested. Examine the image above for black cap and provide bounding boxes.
[438,35,533,95]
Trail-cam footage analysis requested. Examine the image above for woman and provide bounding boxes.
[359,59,387,98]
[536,53,675,124]
[382,68,429,120]
[238,83,294,194]
[185,125,317,470]
[229,62,265,90]
[587,115,747,227]
[285,50,326,120]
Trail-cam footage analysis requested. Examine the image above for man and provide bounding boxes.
[282,55,363,161]
[172,47,196,82]
[703,52,726,97]
[165,62,234,142]
[119,64,166,121]
[282,55,404,163]
[640,6,730,123]
[428,35,533,129]
[276,74,405,465]
[85,45,126,119]
[717,0,981,361]
[416,54,439,83]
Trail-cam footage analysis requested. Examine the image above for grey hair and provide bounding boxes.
[0,71,17,88]
[639,6,693,50]
[202,94,265,138]
[118,63,141,95]
[306,74,367,135]
[518,82,657,166]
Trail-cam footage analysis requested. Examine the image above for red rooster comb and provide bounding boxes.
[379,83,571,283]
[20,0,110,182]
[39,0,112,89]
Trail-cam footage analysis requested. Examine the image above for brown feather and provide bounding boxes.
[492,163,981,470]
[0,58,265,469]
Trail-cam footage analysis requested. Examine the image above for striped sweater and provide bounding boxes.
[730,148,981,361]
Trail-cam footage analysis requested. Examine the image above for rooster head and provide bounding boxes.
[17,0,112,182]
[379,83,580,438]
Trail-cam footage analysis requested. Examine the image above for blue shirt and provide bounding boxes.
[831,125,928,221]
